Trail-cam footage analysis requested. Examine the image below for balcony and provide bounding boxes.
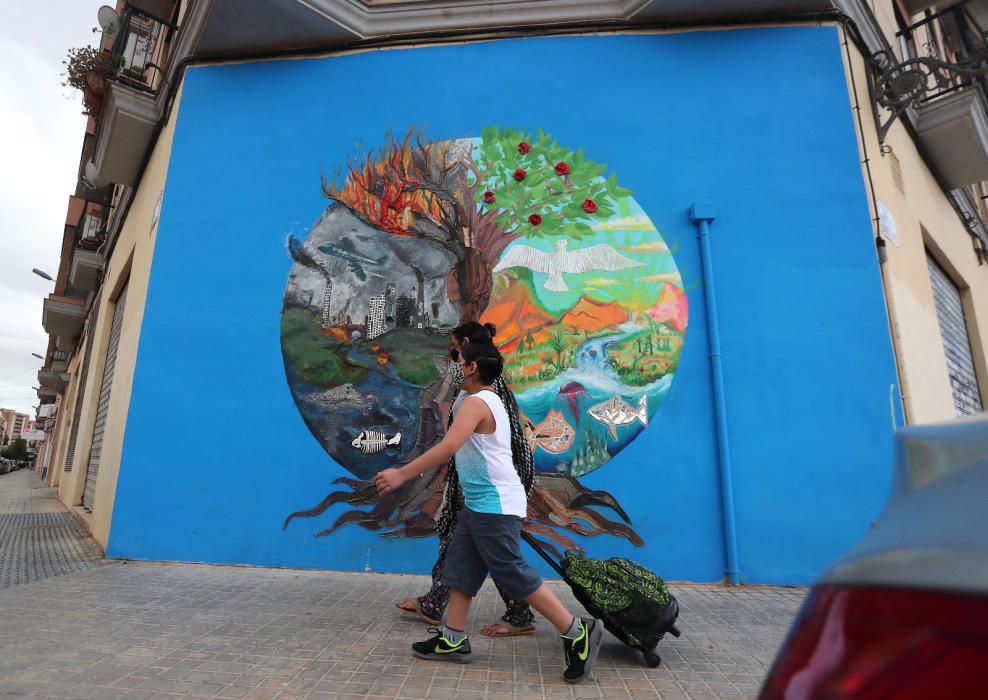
[50,350,70,373]
[69,201,107,292]
[42,295,86,352]
[55,372,72,395]
[877,6,988,188]
[915,86,988,188]
[902,1,988,28]
[69,249,104,292]
[37,387,58,405]
[88,4,176,187]
[38,369,59,389]
[76,201,109,250]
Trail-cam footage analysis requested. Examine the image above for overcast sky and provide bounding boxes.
[0,2,103,416]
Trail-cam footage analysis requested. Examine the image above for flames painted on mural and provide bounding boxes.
[280,127,687,483]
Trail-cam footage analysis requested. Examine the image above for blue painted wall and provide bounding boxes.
[108,27,900,585]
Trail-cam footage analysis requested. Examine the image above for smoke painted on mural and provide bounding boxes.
[280,127,686,541]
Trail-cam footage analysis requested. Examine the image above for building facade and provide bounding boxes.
[37,0,987,583]
[1,409,30,448]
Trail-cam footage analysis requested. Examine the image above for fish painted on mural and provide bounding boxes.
[351,430,402,455]
[493,239,643,292]
[318,241,383,281]
[521,410,576,454]
[588,394,648,440]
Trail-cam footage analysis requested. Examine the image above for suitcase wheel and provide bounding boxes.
[669,625,681,638]
[643,651,662,668]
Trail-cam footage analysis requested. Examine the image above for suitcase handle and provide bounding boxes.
[520,531,566,577]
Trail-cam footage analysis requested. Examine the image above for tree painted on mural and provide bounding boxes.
[284,124,686,546]
[473,126,632,240]
[319,126,633,319]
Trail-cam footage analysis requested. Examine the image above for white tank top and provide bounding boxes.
[452,389,527,518]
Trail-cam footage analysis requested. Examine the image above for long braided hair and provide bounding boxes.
[434,323,535,542]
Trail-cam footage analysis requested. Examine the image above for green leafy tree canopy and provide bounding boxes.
[471,126,632,240]
[2,438,28,461]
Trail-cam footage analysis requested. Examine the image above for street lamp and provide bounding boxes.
[32,269,53,281]
[31,353,43,360]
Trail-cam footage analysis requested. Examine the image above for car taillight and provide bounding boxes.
[760,584,988,699]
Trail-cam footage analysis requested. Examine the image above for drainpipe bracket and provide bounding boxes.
[689,203,717,224]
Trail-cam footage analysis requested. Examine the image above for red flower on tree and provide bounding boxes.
[554,161,571,176]
[513,168,527,182]
[518,141,531,154]
[482,190,496,204]
[528,214,542,226]
[582,198,599,213]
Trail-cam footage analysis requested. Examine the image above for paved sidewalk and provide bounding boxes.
[0,470,806,700]
[0,469,104,588]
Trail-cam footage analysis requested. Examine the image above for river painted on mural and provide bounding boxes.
[515,323,674,476]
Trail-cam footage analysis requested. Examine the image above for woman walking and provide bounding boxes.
[375,341,602,682]
[394,321,538,637]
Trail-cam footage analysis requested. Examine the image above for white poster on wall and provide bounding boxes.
[877,200,900,247]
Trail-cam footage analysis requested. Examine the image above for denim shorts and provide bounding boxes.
[442,508,543,600]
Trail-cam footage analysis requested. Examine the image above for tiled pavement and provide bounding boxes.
[0,469,104,588]
[0,470,806,699]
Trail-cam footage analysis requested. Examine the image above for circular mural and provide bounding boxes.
[281,127,686,482]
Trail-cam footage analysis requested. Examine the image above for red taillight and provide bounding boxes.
[760,585,988,699]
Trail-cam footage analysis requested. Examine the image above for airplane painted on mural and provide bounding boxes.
[318,241,384,281]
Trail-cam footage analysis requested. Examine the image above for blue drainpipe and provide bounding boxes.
[689,204,740,586]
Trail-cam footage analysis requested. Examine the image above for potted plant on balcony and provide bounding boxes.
[61,46,121,116]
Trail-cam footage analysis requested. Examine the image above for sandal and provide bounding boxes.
[395,597,441,625]
[480,621,536,637]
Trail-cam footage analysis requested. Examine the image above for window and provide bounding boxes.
[926,252,984,415]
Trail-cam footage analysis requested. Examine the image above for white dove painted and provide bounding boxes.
[492,239,644,292]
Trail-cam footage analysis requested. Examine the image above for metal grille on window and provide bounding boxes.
[81,282,129,512]
[63,305,100,473]
[927,255,984,416]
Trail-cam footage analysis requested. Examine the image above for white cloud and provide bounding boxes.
[593,214,657,231]
[0,2,102,415]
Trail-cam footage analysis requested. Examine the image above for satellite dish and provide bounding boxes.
[97,5,119,33]
[83,161,106,189]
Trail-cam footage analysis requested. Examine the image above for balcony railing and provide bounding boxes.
[50,350,70,373]
[86,3,179,187]
[107,4,177,96]
[894,5,988,106]
[870,5,988,189]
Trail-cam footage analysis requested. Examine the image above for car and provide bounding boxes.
[759,412,988,699]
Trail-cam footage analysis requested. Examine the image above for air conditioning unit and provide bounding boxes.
[81,213,102,242]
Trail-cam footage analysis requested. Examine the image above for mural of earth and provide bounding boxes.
[281,127,687,483]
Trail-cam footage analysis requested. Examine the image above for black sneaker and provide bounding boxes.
[561,617,603,683]
[412,627,474,664]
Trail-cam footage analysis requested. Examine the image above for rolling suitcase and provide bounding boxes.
[522,531,681,667]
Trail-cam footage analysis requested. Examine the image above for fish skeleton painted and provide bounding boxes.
[521,410,576,454]
[588,394,648,440]
[351,430,402,455]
